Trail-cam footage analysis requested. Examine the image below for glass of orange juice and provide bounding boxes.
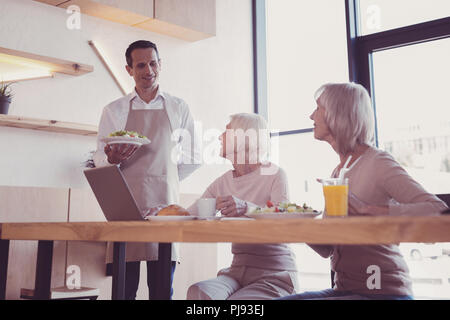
[322,178,348,217]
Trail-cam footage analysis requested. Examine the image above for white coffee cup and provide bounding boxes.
[197,198,217,217]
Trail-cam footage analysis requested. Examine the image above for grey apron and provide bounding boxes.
[106,97,179,262]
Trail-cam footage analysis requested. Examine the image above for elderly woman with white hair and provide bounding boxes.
[281,82,447,300]
[186,113,299,300]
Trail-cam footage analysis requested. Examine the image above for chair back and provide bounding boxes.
[436,194,450,214]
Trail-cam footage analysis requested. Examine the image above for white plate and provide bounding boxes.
[220,217,255,221]
[101,136,151,146]
[196,216,222,220]
[145,216,197,221]
[245,211,321,219]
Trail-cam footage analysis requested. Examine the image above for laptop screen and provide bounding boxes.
[84,165,144,221]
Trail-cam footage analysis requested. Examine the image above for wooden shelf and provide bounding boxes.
[21,287,100,300]
[0,46,93,77]
[0,114,98,136]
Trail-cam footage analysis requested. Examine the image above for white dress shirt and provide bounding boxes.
[94,89,202,181]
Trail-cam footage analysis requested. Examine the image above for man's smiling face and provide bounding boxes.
[126,47,161,90]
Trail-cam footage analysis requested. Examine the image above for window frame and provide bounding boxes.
[253,0,450,143]
[252,0,268,121]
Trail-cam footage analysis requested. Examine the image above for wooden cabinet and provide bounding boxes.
[136,0,216,41]
[53,0,153,26]
[34,0,216,42]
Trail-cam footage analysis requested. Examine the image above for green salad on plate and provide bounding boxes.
[108,130,147,139]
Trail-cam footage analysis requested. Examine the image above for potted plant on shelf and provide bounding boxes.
[0,81,13,115]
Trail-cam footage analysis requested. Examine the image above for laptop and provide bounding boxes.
[84,165,145,221]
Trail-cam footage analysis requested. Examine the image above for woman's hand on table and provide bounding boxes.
[348,192,389,216]
[349,204,389,216]
[216,196,248,217]
[105,143,139,164]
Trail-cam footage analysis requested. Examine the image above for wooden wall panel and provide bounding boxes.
[0,186,218,299]
[174,193,217,300]
[68,188,105,222]
[0,186,68,299]
[173,242,218,300]
[65,240,113,299]
[66,189,218,300]
[67,188,156,300]
[0,186,69,223]
[66,188,115,300]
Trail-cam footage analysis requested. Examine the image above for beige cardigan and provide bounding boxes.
[310,146,447,296]
[188,163,298,271]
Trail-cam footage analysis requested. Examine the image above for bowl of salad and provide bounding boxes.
[101,130,151,146]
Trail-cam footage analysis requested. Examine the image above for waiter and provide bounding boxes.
[93,40,201,299]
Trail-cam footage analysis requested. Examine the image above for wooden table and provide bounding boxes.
[1,215,450,300]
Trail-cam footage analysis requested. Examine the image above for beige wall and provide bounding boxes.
[0,0,253,194]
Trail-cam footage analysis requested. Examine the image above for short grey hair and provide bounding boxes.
[315,82,375,155]
[228,113,270,162]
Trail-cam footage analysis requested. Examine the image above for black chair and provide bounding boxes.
[436,194,450,214]
[331,270,335,288]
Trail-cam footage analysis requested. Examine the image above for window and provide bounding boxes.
[252,0,450,299]
[271,133,338,209]
[265,0,348,200]
[370,38,450,299]
[264,0,349,292]
[373,38,450,193]
[346,0,450,299]
[266,0,349,133]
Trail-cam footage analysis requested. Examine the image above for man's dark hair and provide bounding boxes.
[125,40,160,67]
